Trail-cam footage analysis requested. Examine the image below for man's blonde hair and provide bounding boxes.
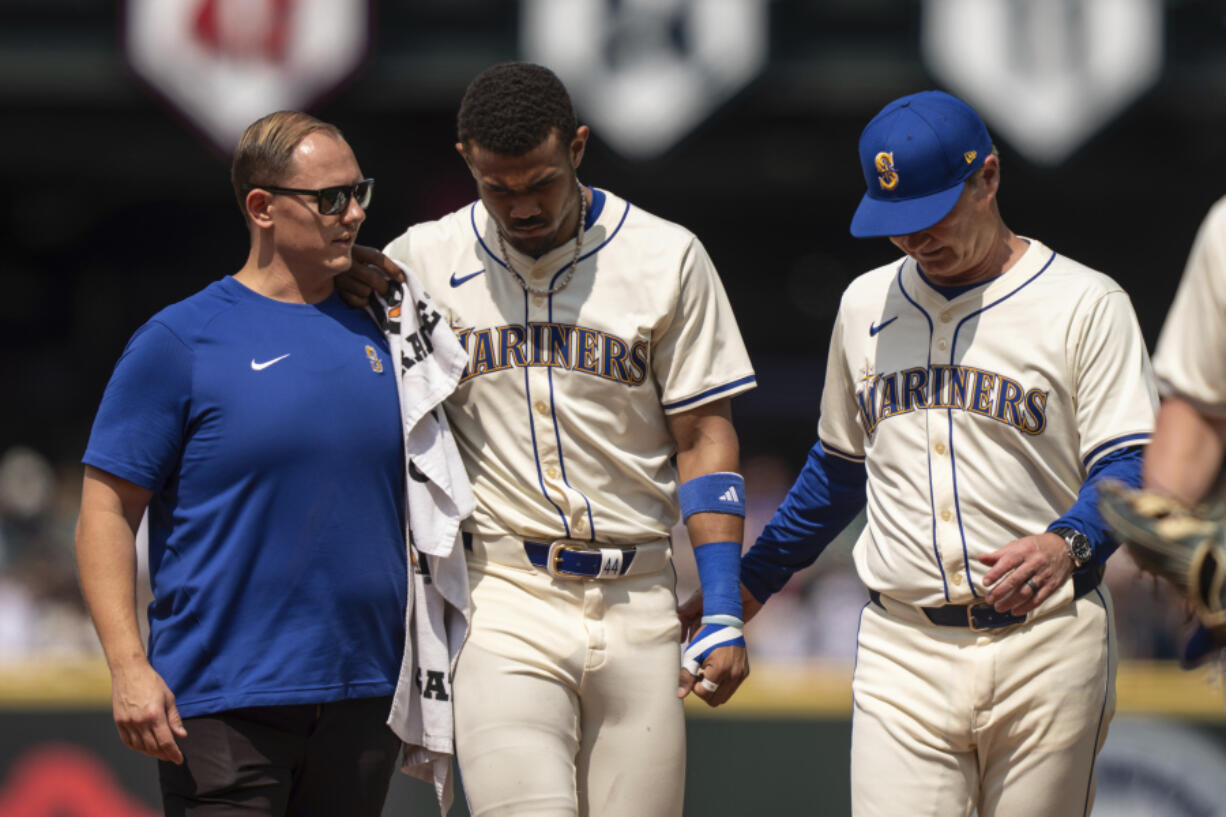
[230,111,344,216]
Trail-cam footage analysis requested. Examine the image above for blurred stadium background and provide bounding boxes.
[4,0,1226,814]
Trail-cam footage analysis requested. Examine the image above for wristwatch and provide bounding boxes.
[1051,527,1092,568]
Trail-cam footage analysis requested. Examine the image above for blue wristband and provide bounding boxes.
[678,472,746,521]
[694,540,743,622]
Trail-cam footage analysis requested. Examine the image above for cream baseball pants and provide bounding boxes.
[453,535,686,817]
[851,588,1117,817]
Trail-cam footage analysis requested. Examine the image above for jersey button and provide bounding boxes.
[935,443,946,455]
[951,571,964,586]
[574,518,587,533]
[937,339,948,351]
[546,466,560,480]
[940,509,952,522]
[535,400,549,415]
[533,295,546,307]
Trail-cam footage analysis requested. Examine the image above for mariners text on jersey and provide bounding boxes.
[856,363,1048,436]
[456,322,650,386]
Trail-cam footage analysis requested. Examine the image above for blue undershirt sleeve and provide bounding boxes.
[1047,445,1143,566]
[740,441,868,604]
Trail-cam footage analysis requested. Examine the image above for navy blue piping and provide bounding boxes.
[470,197,622,537]
[1083,432,1151,468]
[471,203,507,270]
[946,406,976,599]
[579,199,630,262]
[584,186,607,228]
[948,250,1057,598]
[467,198,631,285]
[820,439,865,463]
[1081,586,1112,817]
[848,601,871,775]
[662,376,757,411]
[895,261,948,602]
[547,294,596,540]
[547,198,631,289]
[519,288,569,534]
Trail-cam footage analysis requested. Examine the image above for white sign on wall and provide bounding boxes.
[125,0,370,153]
[922,0,1163,166]
[523,0,771,160]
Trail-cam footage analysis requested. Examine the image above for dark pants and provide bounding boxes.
[158,696,400,817]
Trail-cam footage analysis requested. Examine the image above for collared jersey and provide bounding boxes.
[84,277,407,718]
[1152,195,1226,415]
[383,188,755,545]
[819,238,1157,607]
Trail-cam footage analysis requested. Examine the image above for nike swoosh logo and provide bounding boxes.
[449,269,485,287]
[251,354,290,371]
[869,317,898,337]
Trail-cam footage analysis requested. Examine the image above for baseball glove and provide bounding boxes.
[1099,480,1226,630]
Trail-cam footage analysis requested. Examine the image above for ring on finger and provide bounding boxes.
[699,677,719,693]
[1026,578,1040,594]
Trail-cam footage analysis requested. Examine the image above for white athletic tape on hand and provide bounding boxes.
[682,625,743,676]
[699,677,719,693]
[701,614,745,628]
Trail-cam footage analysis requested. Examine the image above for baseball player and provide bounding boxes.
[374,63,756,817]
[1102,195,1226,665]
[1143,195,1226,504]
[734,91,1157,816]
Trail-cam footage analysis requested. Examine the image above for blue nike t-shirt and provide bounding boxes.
[84,276,407,718]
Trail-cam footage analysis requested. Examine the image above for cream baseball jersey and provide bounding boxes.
[382,188,756,544]
[1152,196,1226,414]
[818,238,1157,607]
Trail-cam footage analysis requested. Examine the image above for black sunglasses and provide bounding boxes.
[246,178,374,215]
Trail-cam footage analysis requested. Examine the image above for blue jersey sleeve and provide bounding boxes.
[1047,445,1143,565]
[740,441,868,603]
[83,320,192,490]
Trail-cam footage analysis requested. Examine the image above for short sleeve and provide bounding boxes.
[382,231,410,266]
[1071,290,1158,468]
[816,307,867,462]
[83,321,193,490]
[655,238,756,413]
[1152,199,1226,414]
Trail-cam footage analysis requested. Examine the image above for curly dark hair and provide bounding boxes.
[457,62,578,156]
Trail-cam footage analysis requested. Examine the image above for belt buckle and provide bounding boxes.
[547,540,589,580]
[968,602,1022,631]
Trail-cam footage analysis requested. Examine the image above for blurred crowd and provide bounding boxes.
[0,445,1194,663]
[0,446,100,659]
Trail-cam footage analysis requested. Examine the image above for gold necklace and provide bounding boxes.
[496,183,588,296]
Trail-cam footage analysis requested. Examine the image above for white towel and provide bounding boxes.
[369,266,475,814]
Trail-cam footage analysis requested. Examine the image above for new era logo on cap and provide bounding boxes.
[849,90,993,239]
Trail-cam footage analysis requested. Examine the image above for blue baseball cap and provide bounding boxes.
[849,90,993,238]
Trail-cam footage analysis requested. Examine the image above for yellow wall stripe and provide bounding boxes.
[2,658,1221,719]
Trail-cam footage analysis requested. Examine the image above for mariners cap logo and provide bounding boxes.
[964,150,978,164]
[875,151,899,190]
